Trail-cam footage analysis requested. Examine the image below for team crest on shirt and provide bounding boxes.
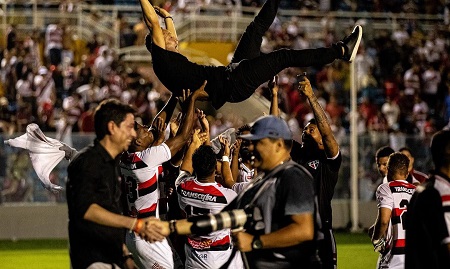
[308,160,320,170]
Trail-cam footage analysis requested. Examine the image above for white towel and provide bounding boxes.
[4,124,68,193]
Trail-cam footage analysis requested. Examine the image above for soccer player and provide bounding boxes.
[175,132,243,268]
[370,152,416,269]
[119,86,208,268]
[375,146,395,180]
[375,146,420,185]
[290,75,341,269]
[405,130,450,269]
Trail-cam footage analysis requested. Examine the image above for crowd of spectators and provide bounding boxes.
[1,1,450,203]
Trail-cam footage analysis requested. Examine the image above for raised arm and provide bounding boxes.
[298,75,339,158]
[219,136,236,189]
[268,75,279,116]
[230,139,241,182]
[180,129,202,174]
[138,0,165,48]
[198,109,211,146]
[165,81,209,156]
[154,6,177,39]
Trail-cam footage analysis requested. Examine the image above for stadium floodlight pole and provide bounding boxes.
[349,53,360,232]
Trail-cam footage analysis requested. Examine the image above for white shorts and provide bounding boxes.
[184,244,244,269]
[126,231,174,269]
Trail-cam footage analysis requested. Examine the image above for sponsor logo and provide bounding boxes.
[308,160,320,170]
[180,190,218,202]
[188,238,213,250]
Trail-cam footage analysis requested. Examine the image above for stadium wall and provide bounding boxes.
[0,200,377,239]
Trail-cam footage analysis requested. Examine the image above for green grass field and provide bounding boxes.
[0,233,378,269]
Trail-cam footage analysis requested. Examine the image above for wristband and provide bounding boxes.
[164,16,173,20]
[129,218,137,233]
[169,219,178,234]
[222,156,230,162]
[133,219,144,233]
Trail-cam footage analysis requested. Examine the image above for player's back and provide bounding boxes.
[377,180,416,269]
[388,180,416,254]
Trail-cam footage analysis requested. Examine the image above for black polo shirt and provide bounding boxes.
[66,140,125,269]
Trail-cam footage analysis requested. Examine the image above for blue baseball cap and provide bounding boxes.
[239,115,292,140]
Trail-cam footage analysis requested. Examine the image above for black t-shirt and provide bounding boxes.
[149,40,229,109]
[405,174,450,269]
[291,140,341,228]
[66,140,125,269]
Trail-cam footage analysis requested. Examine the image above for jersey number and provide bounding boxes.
[125,176,138,204]
[399,199,409,230]
[184,205,210,216]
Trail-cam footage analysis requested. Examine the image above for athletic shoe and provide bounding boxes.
[340,25,362,62]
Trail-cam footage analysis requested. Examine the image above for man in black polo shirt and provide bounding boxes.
[290,75,341,269]
[66,99,166,269]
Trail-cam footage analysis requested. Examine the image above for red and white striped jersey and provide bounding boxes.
[434,175,450,245]
[120,143,171,219]
[376,180,416,269]
[411,169,428,184]
[175,171,237,251]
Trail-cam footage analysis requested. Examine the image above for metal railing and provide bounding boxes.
[1,1,445,61]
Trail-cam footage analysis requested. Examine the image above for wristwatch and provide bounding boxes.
[251,235,263,250]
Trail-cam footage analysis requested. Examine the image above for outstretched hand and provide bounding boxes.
[197,109,210,135]
[154,6,171,18]
[169,112,182,137]
[218,135,231,157]
[151,116,166,146]
[193,80,209,101]
[268,75,279,96]
[297,75,314,98]
[190,129,203,150]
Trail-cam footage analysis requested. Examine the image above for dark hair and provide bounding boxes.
[94,99,135,140]
[387,152,410,177]
[430,130,450,169]
[236,124,251,136]
[375,146,395,160]
[192,145,217,179]
[398,147,412,155]
[307,118,317,125]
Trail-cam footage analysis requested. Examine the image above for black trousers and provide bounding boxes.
[318,228,337,269]
[226,0,341,103]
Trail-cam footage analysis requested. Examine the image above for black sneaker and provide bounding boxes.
[340,25,362,62]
